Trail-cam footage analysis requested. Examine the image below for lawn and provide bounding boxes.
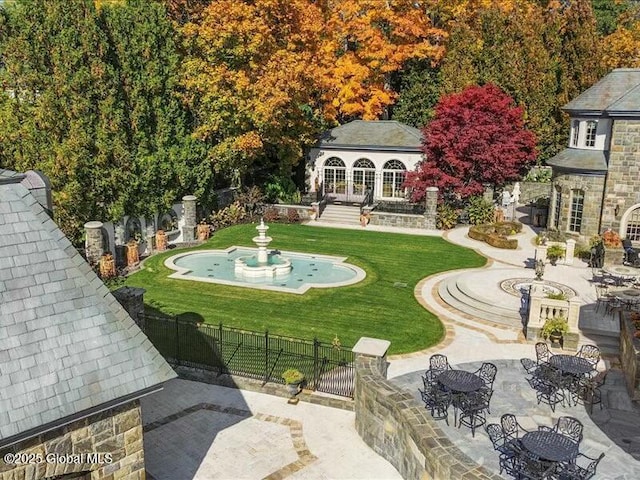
[124,223,486,354]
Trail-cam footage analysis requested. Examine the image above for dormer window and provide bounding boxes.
[570,119,599,149]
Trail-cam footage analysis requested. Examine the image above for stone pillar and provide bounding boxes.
[112,286,146,329]
[564,239,576,265]
[353,337,391,431]
[483,183,494,203]
[424,187,439,230]
[84,221,104,265]
[535,245,548,262]
[145,219,155,254]
[114,222,126,268]
[182,195,197,242]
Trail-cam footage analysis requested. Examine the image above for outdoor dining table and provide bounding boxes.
[437,369,485,393]
[520,430,579,463]
[549,355,593,376]
[603,265,640,285]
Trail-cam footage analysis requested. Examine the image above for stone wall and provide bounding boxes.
[620,311,640,402]
[368,212,430,229]
[0,401,144,480]
[516,181,552,205]
[550,172,606,239]
[603,120,640,236]
[354,355,500,480]
[268,204,315,221]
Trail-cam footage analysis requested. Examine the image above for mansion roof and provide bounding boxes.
[0,172,176,448]
[318,120,423,152]
[564,68,640,116]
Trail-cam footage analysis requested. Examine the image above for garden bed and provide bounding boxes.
[468,221,522,249]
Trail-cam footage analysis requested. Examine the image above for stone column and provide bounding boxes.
[352,336,391,416]
[483,183,494,203]
[564,239,576,265]
[84,221,104,265]
[112,286,146,329]
[535,245,548,263]
[424,186,439,230]
[114,222,126,268]
[182,195,197,242]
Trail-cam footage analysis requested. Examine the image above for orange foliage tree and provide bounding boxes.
[181,0,329,183]
[323,0,446,121]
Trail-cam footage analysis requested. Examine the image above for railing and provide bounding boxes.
[142,314,355,397]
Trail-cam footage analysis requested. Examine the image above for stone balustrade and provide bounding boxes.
[526,280,580,350]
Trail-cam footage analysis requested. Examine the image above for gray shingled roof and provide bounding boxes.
[564,69,640,115]
[545,148,608,173]
[318,120,423,151]
[0,179,176,447]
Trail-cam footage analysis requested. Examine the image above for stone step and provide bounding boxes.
[438,277,524,328]
[319,205,361,223]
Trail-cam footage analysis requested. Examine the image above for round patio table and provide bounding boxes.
[603,265,640,284]
[521,431,579,462]
[549,355,593,376]
[437,370,484,393]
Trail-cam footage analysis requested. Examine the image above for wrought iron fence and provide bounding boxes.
[141,314,355,398]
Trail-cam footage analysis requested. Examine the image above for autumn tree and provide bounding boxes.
[600,3,640,69]
[181,0,329,186]
[323,0,446,121]
[404,84,537,202]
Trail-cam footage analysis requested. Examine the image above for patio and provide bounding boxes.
[391,359,640,479]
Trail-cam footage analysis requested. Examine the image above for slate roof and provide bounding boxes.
[0,175,176,447]
[545,148,608,173]
[318,120,423,151]
[564,69,640,116]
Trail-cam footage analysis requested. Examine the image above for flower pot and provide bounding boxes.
[549,257,558,266]
[549,333,562,347]
[286,383,301,397]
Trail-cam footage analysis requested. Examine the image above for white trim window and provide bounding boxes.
[571,120,580,147]
[626,207,640,241]
[568,189,584,233]
[585,121,597,147]
[382,160,406,199]
[570,119,599,149]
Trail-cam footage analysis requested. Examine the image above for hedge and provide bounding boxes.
[468,222,521,250]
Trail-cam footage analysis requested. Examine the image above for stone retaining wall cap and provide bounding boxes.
[352,337,391,357]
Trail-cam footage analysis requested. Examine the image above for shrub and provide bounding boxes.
[263,207,281,223]
[486,233,518,249]
[547,244,565,260]
[540,316,569,339]
[545,292,567,300]
[469,223,519,249]
[436,203,459,230]
[467,196,495,225]
[286,208,301,223]
[281,368,304,384]
[209,201,248,230]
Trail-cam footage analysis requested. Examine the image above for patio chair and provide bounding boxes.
[535,342,551,365]
[419,384,451,425]
[474,362,498,389]
[486,424,522,475]
[527,376,564,412]
[457,391,489,437]
[605,297,624,316]
[555,416,584,444]
[500,414,529,443]
[576,371,607,413]
[513,451,557,480]
[555,452,605,480]
[429,354,451,374]
[520,358,539,375]
[422,369,440,389]
[595,286,612,313]
[576,345,601,369]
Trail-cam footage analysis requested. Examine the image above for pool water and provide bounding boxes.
[165,247,365,294]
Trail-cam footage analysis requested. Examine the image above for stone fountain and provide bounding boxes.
[234,219,292,278]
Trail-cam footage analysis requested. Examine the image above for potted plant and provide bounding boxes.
[281,368,304,397]
[547,244,565,266]
[540,316,569,347]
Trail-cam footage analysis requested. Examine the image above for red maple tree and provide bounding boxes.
[404,83,537,202]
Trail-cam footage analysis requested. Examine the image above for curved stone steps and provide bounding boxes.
[438,275,524,329]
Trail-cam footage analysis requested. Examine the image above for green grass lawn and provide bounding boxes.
[124,223,486,354]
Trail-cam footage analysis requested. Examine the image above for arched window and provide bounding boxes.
[382,160,406,198]
[352,158,375,196]
[569,189,584,233]
[323,157,346,196]
[626,207,640,241]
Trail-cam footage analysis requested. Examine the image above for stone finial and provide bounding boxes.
[84,221,104,265]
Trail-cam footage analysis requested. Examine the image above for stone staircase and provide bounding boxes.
[318,203,361,225]
[437,275,621,356]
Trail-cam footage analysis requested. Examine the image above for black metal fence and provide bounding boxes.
[141,314,355,398]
